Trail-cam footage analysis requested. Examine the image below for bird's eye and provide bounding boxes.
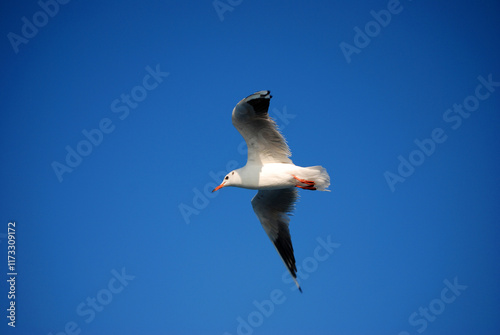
[232,172,234,175]
[225,176,229,180]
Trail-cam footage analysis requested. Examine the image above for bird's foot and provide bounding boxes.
[292,175,316,190]
[296,185,317,190]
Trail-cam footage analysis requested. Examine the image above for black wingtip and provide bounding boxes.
[298,286,303,293]
[246,91,271,115]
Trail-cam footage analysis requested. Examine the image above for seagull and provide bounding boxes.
[212,90,331,292]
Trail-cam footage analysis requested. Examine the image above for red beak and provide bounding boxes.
[212,182,225,192]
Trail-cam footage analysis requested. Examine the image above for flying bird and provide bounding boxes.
[212,90,331,292]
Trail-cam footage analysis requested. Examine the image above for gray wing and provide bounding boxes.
[232,91,292,165]
[251,188,301,292]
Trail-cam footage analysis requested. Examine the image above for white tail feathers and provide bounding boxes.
[303,165,331,191]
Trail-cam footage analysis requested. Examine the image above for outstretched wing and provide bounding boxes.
[232,91,292,165]
[251,188,301,292]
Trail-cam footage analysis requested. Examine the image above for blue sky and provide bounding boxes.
[1,0,500,334]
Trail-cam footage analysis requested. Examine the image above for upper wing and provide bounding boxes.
[251,188,301,292]
[232,91,292,165]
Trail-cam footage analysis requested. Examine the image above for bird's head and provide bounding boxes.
[212,170,241,192]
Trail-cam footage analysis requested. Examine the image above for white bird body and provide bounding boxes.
[231,163,330,191]
[213,90,331,292]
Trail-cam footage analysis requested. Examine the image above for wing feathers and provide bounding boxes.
[251,188,301,292]
[232,91,292,164]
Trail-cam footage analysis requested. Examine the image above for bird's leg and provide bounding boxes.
[292,175,315,185]
[292,175,316,190]
[296,185,317,190]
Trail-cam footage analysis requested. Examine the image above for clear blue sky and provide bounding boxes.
[1,1,500,334]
